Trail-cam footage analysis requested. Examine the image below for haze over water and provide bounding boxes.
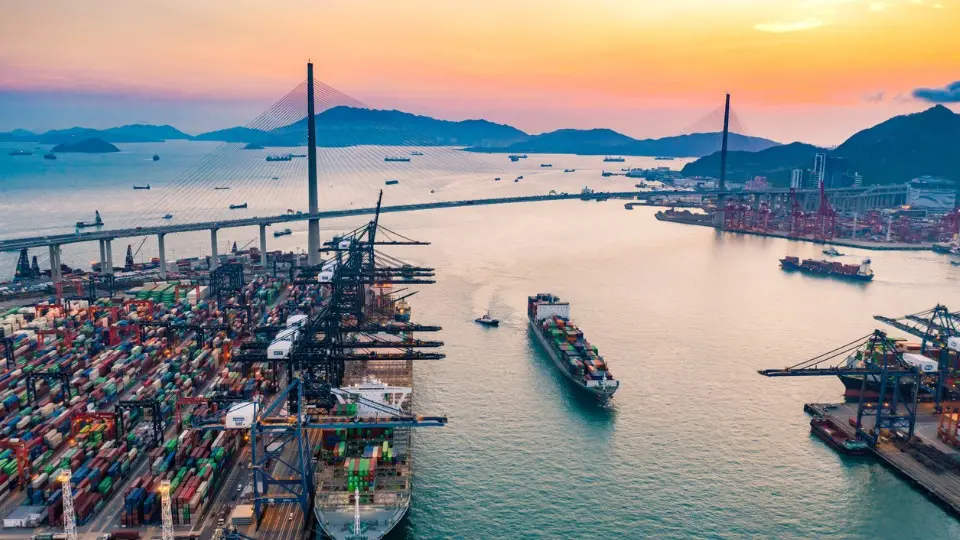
[2,143,960,538]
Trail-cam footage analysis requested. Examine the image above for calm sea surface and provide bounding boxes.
[2,141,960,539]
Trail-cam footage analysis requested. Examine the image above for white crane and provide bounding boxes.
[58,470,78,540]
[159,480,174,540]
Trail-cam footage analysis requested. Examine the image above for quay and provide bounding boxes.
[805,403,960,517]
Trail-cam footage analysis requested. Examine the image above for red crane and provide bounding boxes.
[814,182,837,240]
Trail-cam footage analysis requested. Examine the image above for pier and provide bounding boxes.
[806,403,960,517]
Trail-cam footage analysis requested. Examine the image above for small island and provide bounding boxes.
[52,137,120,153]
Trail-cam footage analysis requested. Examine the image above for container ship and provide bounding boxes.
[527,293,619,401]
[779,256,873,281]
[313,286,423,539]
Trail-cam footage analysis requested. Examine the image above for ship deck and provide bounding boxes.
[315,308,415,538]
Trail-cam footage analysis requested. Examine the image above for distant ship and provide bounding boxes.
[244,143,265,150]
[410,151,424,156]
[272,176,280,180]
[266,154,293,162]
[77,210,104,228]
[133,184,151,190]
[515,176,524,182]
[7,150,32,156]
[385,179,399,186]
[152,154,160,161]
[780,256,873,281]
[822,246,843,257]
[43,153,57,160]
[214,186,231,190]
[603,156,625,162]
[601,171,614,177]
[229,203,248,210]
[162,214,173,219]
[563,169,575,173]
[475,312,500,327]
[540,163,553,168]
[384,156,411,162]
[654,156,674,161]
[273,228,292,237]
[494,177,501,181]
[290,154,307,158]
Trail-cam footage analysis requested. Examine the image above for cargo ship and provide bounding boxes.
[314,287,423,539]
[527,293,619,401]
[779,256,873,281]
[810,416,869,455]
[603,156,625,162]
[384,156,411,162]
[265,154,292,162]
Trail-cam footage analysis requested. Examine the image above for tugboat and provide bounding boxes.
[475,312,500,327]
[43,153,57,160]
[229,203,248,210]
[152,154,160,161]
[822,246,843,257]
[133,184,151,190]
[273,228,292,237]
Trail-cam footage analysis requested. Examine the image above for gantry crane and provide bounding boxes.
[874,304,960,411]
[759,330,921,447]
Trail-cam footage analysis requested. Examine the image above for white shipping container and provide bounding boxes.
[902,353,938,373]
[949,337,960,353]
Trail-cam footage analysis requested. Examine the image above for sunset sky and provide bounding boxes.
[1,0,958,145]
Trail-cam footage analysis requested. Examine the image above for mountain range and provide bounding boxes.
[462,128,779,157]
[0,124,192,144]
[682,105,960,186]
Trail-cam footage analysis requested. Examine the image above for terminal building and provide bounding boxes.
[906,176,957,210]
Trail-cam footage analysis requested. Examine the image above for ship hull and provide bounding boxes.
[838,373,916,399]
[528,319,618,401]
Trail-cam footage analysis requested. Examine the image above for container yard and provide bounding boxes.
[0,269,298,539]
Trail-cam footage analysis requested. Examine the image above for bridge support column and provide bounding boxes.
[104,240,114,275]
[259,224,268,266]
[210,229,219,271]
[157,233,167,279]
[98,240,106,273]
[306,62,321,266]
[48,245,61,283]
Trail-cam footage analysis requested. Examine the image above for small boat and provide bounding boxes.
[133,184,151,190]
[271,176,279,180]
[508,154,528,160]
[244,143,265,150]
[475,312,500,327]
[77,210,104,228]
[290,154,307,158]
[563,169,575,173]
[44,153,57,160]
[410,151,424,156]
[152,154,160,161]
[515,176,523,182]
[214,186,231,190]
[603,156,625,162]
[951,260,960,267]
[385,179,399,186]
[7,150,32,156]
[601,171,614,177]
[266,154,292,162]
[810,416,869,455]
[494,177,501,181]
[229,203,248,210]
[162,214,173,220]
[540,163,553,168]
[654,156,674,161]
[384,156,411,162]
[822,246,843,257]
[273,228,292,237]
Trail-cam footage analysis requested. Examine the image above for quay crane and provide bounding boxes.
[873,304,960,411]
[759,330,921,447]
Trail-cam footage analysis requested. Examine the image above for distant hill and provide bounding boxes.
[1,124,192,144]
[682,105,960,186]
[52,138,120,153]
[464,129,780,157]
[681,142,826,184]
[194,106,530,147]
